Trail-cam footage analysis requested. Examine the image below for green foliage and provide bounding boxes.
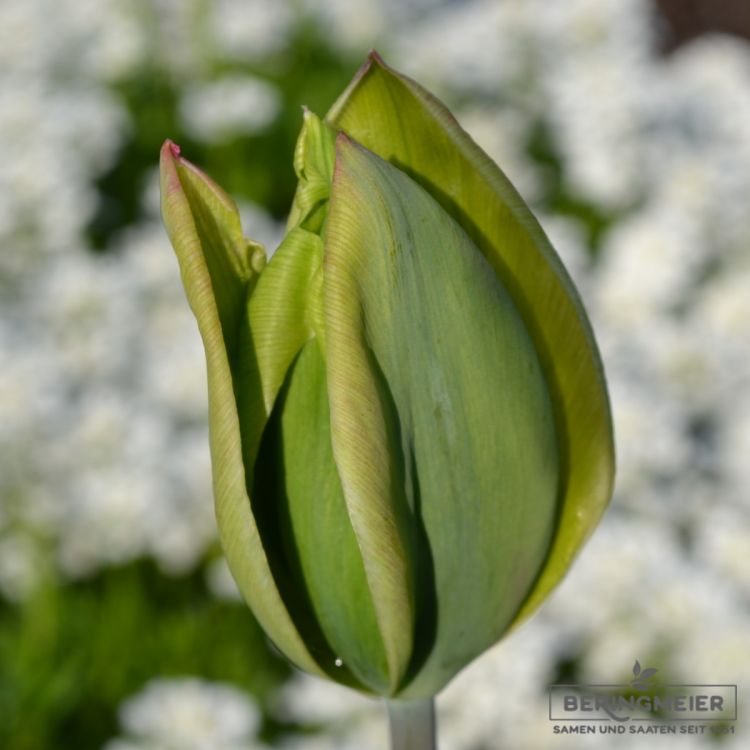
[0,561,289,750]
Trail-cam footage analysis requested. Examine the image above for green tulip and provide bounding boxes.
[160,51,614,744]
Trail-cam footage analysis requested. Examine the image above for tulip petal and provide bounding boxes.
[326,53,615,631]
[254,337,391,692]
[287,108,337,232]
[235,220,384,691]
[326,136,559,697]
[159,141,326,679]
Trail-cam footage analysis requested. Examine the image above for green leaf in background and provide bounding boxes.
[0,562,287,750]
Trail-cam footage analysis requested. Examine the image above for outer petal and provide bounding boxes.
[325,136,559,697]
[159,141,326,678]
[326,54,615,629]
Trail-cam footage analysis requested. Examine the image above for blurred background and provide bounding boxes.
[1,0,748,748]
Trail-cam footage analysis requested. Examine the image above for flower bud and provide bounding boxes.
[160,52,614,699]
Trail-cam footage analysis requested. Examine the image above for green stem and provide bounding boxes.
[386,698,437,750]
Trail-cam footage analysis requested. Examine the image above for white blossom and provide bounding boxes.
[114,677,263,750]
[180,76,282,143]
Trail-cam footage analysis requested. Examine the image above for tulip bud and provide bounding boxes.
[160,53,614,702]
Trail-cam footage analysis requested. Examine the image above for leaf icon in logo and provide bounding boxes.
[630,661,658,690]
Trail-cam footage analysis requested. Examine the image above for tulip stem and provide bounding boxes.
[386,698,437,750]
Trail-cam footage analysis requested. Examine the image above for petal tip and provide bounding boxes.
[349,51,378,86]
[161,138,182,160]
[335,130,353,146]
[367,49,386,66]
[160,139,184,197]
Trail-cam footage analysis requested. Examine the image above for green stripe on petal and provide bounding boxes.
[323,146,420,692]
[254,338,391,692]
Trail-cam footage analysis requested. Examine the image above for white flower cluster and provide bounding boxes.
[273,676,386,750]
[180,76,281,143]
[104,677,266,750]
[0,222,218,587]
[0,0,287,595]
[0,3,127,277]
